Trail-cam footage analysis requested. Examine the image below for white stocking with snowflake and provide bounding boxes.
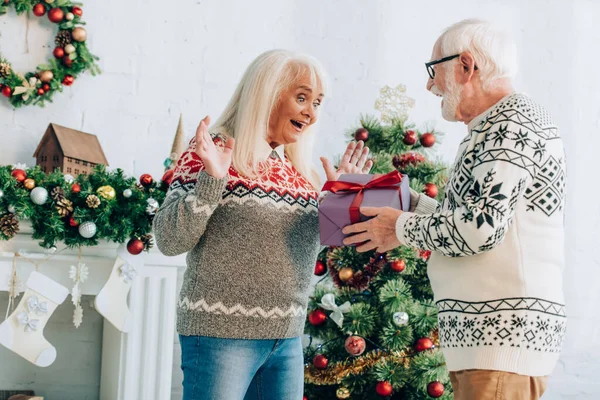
[0,271,69,367]
[94,244,144,332]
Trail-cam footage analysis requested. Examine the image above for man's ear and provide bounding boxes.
[458,51,477,83]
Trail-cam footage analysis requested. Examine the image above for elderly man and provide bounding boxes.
[343,19,566,400]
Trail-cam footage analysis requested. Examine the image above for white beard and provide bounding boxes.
[432,75,463,122]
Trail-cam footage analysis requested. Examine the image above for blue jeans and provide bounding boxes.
[179,335,304,400]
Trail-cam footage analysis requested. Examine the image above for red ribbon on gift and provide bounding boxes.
[321,170,404,223]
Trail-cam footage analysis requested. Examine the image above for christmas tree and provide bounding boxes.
[303,85,452,400]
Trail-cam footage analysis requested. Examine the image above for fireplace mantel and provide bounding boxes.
[0,223,185,400]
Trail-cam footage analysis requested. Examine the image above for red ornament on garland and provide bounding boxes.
[303,397,308,400]
[354,127,369,142]
[1,85,12,97]
[161,169,174,186]
[423,183,438,198]
[308,309,327,326]
[42,83,51,92]
[314,260,326,276]
[403,130,417,145]
[420,132,436,148]
[312,354,328,370]
[37,88,45,96]
[71,183,81,194]
[427,381,445,398]
[419,249,432,261]
[72,6,83,16]
[62,75,74,86]
[11,169,27,183]
[375,381,393,397]
[32,3,46,16]
[415,337,434,352]
[140,174,153,187]
[390,259,406,273]
[127,238,145,255]
[69,216,79,227]
[47,7,64,23]
[62,56,73,68]
[53,47,65,59]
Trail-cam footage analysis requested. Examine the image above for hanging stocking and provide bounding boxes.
[94,244,145,332]
[0,271,69,367]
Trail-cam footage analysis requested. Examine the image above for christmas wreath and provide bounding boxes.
[0,0,100,108]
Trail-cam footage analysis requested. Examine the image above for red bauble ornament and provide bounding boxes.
[403,130,417,145]
[308,309,327,326]
[72,6,83,16]
[427,381,445,398]
[127,238,145,255]
[47,7,64,23]
[344,335,366,356]
[314,260,326,276]
[423,183,438,198]
[37,88,45,96]
[32,3,46,16]
[312,354,328,370]
[140,174,154,187]
[354,127,369,142]
[42,83,51,92]
[53,47,65,59]
[414,337,434,352]
[303,397,308,400]
[161,169,174,186]
[71,183,81,194]
[62,75,75,86]
[420,132,436,148]
[375,381,393,396]
[11,169,27,182]
[1,86,12,97]
[69,216,79,227]
[62,55,73,68]
[419,249,432,261]
[390,259,406,273]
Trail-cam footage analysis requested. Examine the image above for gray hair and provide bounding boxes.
[438,19,517,90]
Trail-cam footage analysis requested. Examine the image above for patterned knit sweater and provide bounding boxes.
[153,134,320,339]
[396,93,566,376]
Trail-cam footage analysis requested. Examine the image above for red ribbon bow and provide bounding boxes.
[321,171,403,223]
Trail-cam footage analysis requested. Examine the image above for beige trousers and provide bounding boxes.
[450,369,548,400]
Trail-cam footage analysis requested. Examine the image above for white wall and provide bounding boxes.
[1,1,599,399]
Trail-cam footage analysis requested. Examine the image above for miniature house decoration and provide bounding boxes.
[33,123,109,175]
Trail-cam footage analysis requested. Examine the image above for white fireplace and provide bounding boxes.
[0,223,186,400]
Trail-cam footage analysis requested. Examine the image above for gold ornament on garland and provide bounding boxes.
[71,27,87,42]
[336,387,351,399]
[97,185,116,200]
[55,198,74,217]
[0,62,11,78]
[23,178,36,190]
[39,70,54,83]
[86,194,101,208]
[338,267,354,282]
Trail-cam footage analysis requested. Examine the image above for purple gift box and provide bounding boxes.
[319,172,410,246]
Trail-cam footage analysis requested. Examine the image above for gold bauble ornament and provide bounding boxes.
[39,70,54,83]
[97,185,116,200]
[71,27,87,42]
[338,267,354,282]
[23,178,36,190]
[65,12,74,21]
[336,387,351,399]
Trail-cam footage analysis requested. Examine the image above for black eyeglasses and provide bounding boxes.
[425,54,477,79]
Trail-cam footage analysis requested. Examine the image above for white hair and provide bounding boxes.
[211,49,328,189]
[438,19,517,90]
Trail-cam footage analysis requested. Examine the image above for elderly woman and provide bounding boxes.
[153,49,372,400]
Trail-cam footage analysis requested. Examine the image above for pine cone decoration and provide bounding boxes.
[55,30,72,47]
[86,194,101,208]
[56,198,74,217]
[51,186,66,201]
[140,234,154,250]
[0,213,19,238]
[0,62,11,78]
